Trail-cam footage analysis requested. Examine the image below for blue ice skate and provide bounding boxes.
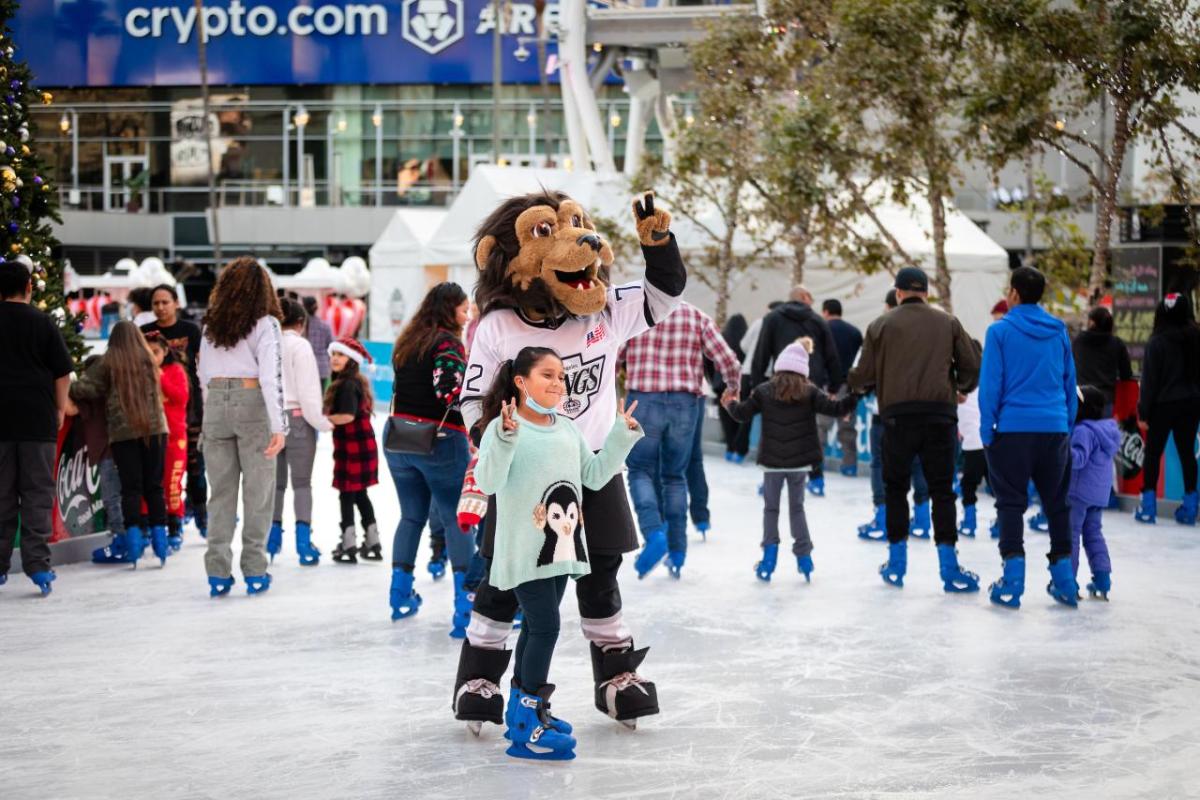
[732,453,745,464]
[695,520,710,541]
[125,526,147,568]
[506,678,572,738]
[1028,511,1049,533]
[1086,571,1111,601]
[958,505,977,538]
[880,541,906,587]
[245,574,272,595]
[840,464,857,477]
[666,550,685,579]
[167,532,183,553]
[267,521,283,563]
[808,475,825,497]
[450,571,472,639]
[389,567,422,620]
[1134,490,1157,524]
[797,554,813,582]
[208,576,234,597]
[150,524,170,567]
[857,505,887,541]
[1176,491,1198,526]
[989,518,1000,539]
[427,551,447,580]
[1046,558,1078,607]
[505,686,576,761]
[989,557,1024,608]
[30,570,55,596]
[92,532,132,565]
[635,527,668,579]
[908,501,931,539]
[755,543,778,582]
[295,522,320,566]
[0,573,6,586]
[936,544,979,593]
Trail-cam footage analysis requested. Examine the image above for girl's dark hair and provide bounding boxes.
[105,321,163,437]
[128,286,154,312]
[479,346,560,432]
[392,282,468,369]
[203,256,282,348]
[143,330,177,365]
[769,371,812,403]
[280,297,308,329]
[1087,305,1114,333]
[323,358,373,414]
[1152,292,1197,334]
[1076,385,1106,423]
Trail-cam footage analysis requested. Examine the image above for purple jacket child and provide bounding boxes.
[1069,419,1121,508]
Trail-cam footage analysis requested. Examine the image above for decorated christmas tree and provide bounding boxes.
[0,3,86,365]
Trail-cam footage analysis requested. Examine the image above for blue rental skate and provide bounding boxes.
[245,574,272,595]
[695,520,710,541]
[796,554,813,582]
[857,505,887,541]
[908,502,931,539]
[427,551,447,580]
[936,544,979,593]
[449,572,472,639]
[0,573,6,586]
[1134,490,1156,524]
[389,567,422,620]
[125,526,147,568]
[92,532,131,565]
[880,541,906,587]
[1086,571,1111,601]
[150,524,171,567]
[840,464,857,478]
[989,557,1024,608]
[505,686,576,761]
[30,570,56,596]
[755,543,778,582]
[505,678,572,739]
[634,527,668,579]
[808,475,825,497]
[1176,491,1198,526]
[666,550,685,579]
[1028,511,1049,533]
[732,453,745,464]
[958,505,977,538]
[266,521,283,563]
[208,576,234,598]
[1046,558,1078,607]
[167,532,183,553]
[989,518,1000,539]
[295,522,320,566]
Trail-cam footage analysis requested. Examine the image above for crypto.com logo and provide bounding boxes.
[402,0,463,54]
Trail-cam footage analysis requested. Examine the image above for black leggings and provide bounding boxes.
[1143,401,1200,494]
[513,575,568,692]
[960,449,988,506]
[339,489,376,529]
[111,435,167,530]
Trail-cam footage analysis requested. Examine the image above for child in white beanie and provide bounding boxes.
[724,338,857,582]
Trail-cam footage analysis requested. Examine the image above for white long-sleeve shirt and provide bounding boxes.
[198,315,287,434]
[281,329,332,432]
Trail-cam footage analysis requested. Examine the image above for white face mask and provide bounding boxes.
[517,378,558,417]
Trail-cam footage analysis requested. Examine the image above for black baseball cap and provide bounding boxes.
[894,267,929,292]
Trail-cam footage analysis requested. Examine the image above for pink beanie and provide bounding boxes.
[774,341,810,377]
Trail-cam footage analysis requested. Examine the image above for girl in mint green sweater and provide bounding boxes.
[474,346,642,761]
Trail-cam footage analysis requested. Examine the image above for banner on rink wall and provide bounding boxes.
[51,416,107,543]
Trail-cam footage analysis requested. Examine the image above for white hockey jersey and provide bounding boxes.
[462,280,680,450]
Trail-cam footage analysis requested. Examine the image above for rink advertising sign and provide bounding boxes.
[52,417,106,543]
[9,0,594,87]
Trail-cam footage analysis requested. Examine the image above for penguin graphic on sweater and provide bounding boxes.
[533,481,588,567]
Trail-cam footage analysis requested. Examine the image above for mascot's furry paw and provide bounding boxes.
[633,191,672,247]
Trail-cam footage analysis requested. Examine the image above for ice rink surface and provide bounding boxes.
[3,426,1200,799]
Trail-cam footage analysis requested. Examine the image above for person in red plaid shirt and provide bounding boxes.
[618,301,741,579]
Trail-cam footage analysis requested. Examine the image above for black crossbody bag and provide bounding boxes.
[383,398,453,455]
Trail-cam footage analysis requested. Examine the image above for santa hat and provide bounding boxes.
[457,454,488,532]
[991,299,1009,316]
[774,339,811,377]
[328,337,372,365]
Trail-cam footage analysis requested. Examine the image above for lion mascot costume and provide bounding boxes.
[452,190,684,735]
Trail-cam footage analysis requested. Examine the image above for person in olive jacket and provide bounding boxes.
[848,267,981,594]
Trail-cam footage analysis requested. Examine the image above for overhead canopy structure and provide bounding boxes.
[366,207,448,341]
[385,166,1010,342]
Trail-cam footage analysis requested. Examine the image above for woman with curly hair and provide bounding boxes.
[198,256,286,597]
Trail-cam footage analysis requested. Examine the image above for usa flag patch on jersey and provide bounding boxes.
[586,323,607,347]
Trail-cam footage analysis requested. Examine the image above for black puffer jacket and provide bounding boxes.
[726,378,857,469]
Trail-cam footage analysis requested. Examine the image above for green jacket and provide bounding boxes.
[69,360,167,443]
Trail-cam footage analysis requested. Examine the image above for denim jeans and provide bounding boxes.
[513,574,569,691]
[382,422,474,571]
[625,391,699,554]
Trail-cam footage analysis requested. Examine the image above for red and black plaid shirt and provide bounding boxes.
[619,302,742,395]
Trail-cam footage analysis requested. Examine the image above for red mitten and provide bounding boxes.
[457,455,488,532]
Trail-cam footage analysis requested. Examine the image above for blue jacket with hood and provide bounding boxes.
[978,303,1077,445]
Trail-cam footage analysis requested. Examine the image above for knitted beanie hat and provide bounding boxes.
[328,337,372,365]
[457,454,488,532]
[774,340,811,377]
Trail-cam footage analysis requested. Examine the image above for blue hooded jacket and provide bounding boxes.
[1069,418,1120,508]
[978,303,1077,444]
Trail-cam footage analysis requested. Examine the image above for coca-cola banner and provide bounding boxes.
[52,417,106,543]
